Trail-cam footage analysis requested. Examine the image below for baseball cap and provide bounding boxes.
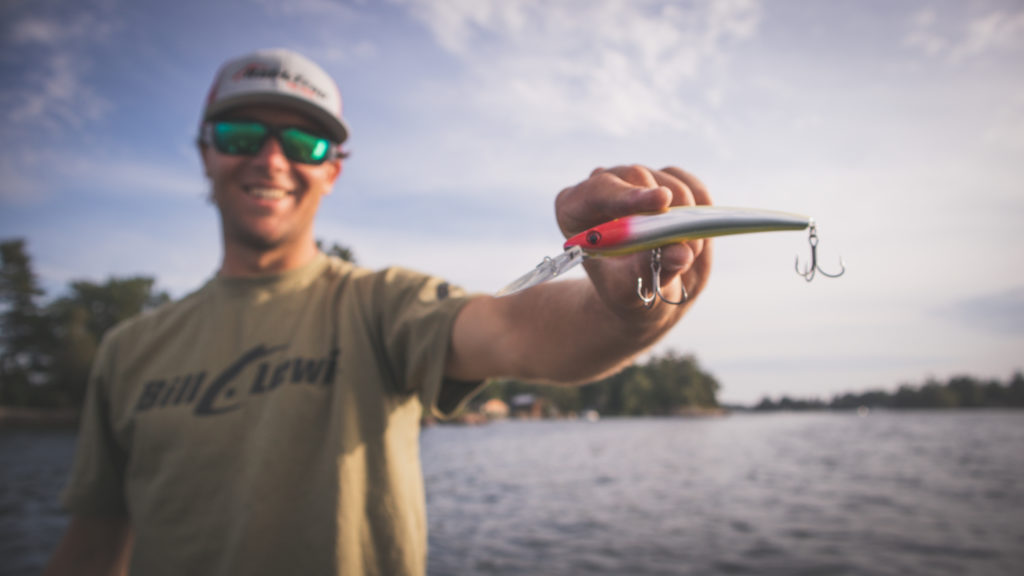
[202,48,349,144]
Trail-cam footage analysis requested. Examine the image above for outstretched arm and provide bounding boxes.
[446,165,713,384]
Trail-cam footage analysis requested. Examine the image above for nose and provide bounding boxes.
[252,134,290,171]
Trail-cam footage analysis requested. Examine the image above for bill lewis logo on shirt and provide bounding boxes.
[134,344,340,417]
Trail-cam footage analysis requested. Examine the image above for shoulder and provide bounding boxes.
[317,256,433,285]
[316,254,459,301]
[370,265,466,304]
[317,254,371,284]
[325,261,473,330]
[97,282,210,357]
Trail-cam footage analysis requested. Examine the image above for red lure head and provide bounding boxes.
[563,218,631,253]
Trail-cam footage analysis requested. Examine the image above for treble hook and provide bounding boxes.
[795,223,845,281]
[637,247,688,308]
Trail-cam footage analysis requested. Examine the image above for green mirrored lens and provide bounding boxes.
[213,122,268,155]
[210,122,333,164]
[280,128,331,163]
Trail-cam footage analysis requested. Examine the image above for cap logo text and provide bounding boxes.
[233,64,328,101]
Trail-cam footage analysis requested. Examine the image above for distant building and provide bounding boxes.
[509,393,548,419]
[481,398,509,419]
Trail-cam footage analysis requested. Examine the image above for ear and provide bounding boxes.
[323,158,343,191]
[197,143,217,204]
[197,140,213,178]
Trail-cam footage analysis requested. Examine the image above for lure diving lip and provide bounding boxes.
[497,206,818,297]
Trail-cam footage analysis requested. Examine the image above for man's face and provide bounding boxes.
[200,105,341,253]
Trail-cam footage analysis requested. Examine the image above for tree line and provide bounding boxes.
[0,239,354,410]
[476,350,722,417]
[753,373,1024,411]
[1,239,171,408]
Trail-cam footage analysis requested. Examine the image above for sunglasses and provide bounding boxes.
[202,121,340,165]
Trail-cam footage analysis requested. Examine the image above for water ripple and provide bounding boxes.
[2,412,1023,575]
[422,412,1024,576]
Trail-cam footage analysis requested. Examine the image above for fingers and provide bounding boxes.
[593,164,659,188]
[558,164,702,236]
[660,166,712,206]
[596,164,711,209]
[557,176,670,237]
[647,166,712,283]
[577,181,669,224]
[658,242,696,273]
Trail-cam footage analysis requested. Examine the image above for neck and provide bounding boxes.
[219,238,319,278]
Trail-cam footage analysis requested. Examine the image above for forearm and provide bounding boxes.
[449,276,682,384]
[43,515,133,576]
[514,282,673,384]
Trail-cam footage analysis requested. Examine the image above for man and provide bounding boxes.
[44,48,712,575]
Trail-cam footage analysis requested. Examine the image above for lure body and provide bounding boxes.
[563,206,812,257]
[497,206,830,297]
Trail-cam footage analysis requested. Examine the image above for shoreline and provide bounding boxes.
[0,407,79,429]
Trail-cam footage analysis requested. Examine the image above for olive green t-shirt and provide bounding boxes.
[62,253,479,575]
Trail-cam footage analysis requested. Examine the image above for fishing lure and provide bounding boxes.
[497,206,844,306]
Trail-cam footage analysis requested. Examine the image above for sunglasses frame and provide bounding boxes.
[200,120,343,165]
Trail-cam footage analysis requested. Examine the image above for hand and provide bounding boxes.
[448,164,713,384]
[554,165,713,318]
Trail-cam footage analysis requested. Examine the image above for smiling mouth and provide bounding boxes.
[245,186,290,200]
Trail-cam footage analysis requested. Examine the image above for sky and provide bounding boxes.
[1,0,1022,405]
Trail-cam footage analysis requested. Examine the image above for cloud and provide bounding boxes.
[951,9,1024,62]
[0,145,204,202]
[61,155,206,199]
[0,157,46,204]
[905,6,1024,63]
[984,91,1024,152]
[946,286,1024,335]
[10,18,64,44]
[9,11,118,46]
[247,0,358,18]
[9,52,112,128]
[390,0,762,137]
[318,41,379,65]
[904,9,947,56]
[4,10,119,128]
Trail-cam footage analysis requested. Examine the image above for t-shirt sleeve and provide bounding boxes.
[60,333,129,515]
[377,268,486,419]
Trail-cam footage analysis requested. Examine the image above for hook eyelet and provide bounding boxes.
[795,223,845,282]
[636,247,688,308]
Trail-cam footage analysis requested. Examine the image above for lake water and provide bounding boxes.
[3,411,1023,575]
